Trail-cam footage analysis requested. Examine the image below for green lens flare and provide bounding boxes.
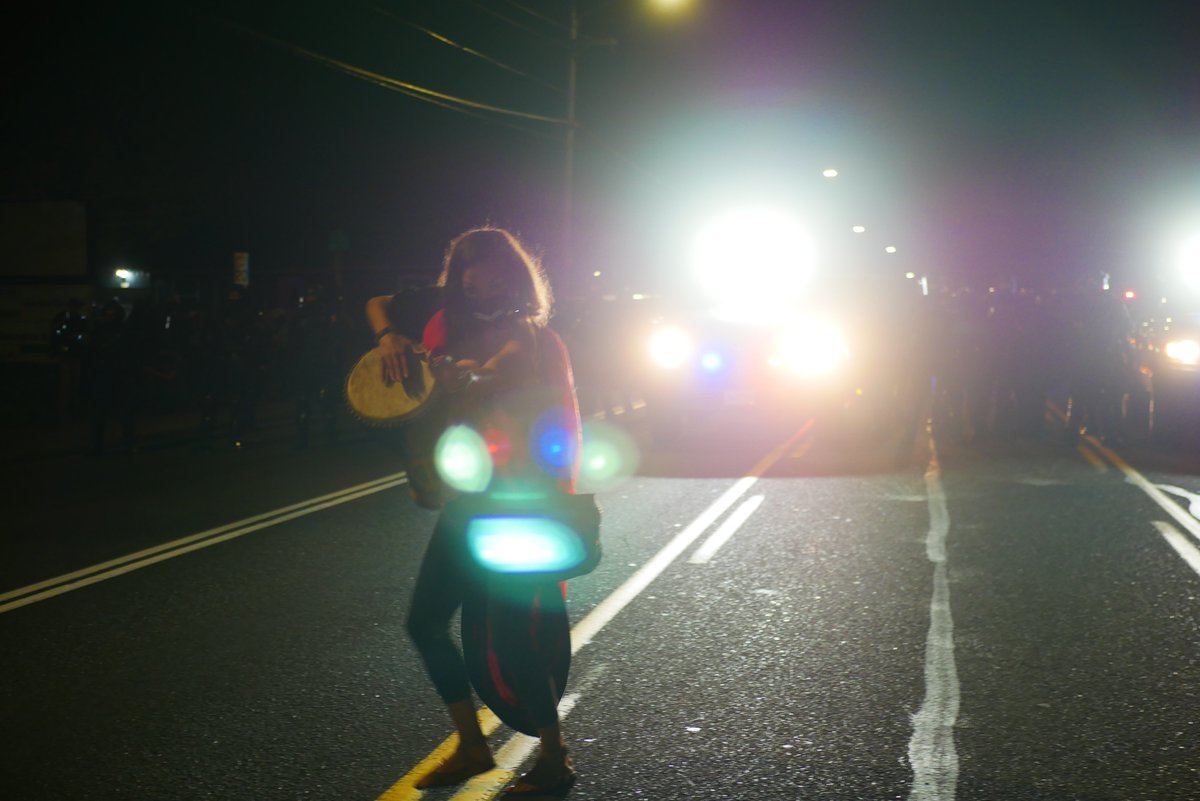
[578,420,640,493]
[434,425,492,493]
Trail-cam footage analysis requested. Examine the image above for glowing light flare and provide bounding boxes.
[531,410,578,480]
[822,168,839,178]
[700,351,723,372]
[771,317,850,378]
[466,517,587,574]
[648,325,693,369]
[434,425,493,493]
[1180,233,1200,291]
[691,207,815,308]
[1165,339,1200,366]
[649,0,691,11]
[578,420,640,493]
[482,427,512,467]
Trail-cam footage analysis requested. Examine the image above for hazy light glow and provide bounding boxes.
[1165,338,1200,366]
[822,168,839,178]
[852,225,866,233]
[649,0,691,11]
[885,246,897,254]
[771,316,849,378]
[691,206,815,311]
[1180,234,1200,291]
[648,325,693,368]
[700,351,723,372]
[531,410,577,480]
[466,516,586,574]
[434,425,492,493]
[578,420,640,493]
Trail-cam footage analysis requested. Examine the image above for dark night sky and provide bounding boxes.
[7,1,1200,299]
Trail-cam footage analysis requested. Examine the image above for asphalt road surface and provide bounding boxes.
[2,406,1199,801]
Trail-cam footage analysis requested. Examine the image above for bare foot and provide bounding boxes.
[415,747,496,789]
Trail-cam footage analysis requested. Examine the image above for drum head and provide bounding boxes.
[462,584,571,737]
[344,345,437,427]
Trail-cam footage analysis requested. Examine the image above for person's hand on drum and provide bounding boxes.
[378,332,411,386]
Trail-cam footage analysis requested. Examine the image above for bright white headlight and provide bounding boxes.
[691,206,815,310]
[1165,338,1200,366]
[772,317,849,377]
[648,326,693,369]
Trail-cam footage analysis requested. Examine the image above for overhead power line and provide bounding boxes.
[371,5,563,95]
[498,0,569,33]
[224,19,568,126]
[469,2,567,48]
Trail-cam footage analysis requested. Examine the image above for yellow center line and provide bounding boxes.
[1076,443,1108,472]
[376,709,503,801]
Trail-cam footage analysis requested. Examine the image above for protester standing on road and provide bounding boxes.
[366,227,582,796]
[289,284,342,448]
[1061,271,1135,443]
[50,297,88,419]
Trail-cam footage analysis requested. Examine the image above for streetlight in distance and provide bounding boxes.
[822,168,839,178]
[649,0,692,10]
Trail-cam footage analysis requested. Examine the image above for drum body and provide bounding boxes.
[461,581,571,737]
[345,343,447,508]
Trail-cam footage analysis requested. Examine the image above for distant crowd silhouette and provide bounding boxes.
[49,284,358,454]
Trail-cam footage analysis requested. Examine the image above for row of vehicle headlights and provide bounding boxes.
[647,318,850,378]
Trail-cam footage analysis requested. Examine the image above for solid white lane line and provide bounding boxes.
[908,438,959,801]
[1154,484,1200,519]
[1087,437,1200,546]
[570,475,757,653]
[688,494,765,564]
[570,419,810,654]
[1152,521,1200,579]
[0,476,410,615]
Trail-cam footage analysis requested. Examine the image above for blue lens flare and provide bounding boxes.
[466,516,586,574]
[531,410,578,479]
[700,351,723,372]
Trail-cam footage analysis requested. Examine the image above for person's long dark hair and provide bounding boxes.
[438,227,553,348]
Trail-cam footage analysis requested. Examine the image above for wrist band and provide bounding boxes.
[376,325,394,340]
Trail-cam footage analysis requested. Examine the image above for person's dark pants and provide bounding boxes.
[406,511,561,729]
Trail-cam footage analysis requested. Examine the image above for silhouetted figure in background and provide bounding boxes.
[84,299,137,454]
[1061,272,1135,443]
[50,297,88,419]
[200,285,264,446]
[289,284,343,447]
[931,288,993,444]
